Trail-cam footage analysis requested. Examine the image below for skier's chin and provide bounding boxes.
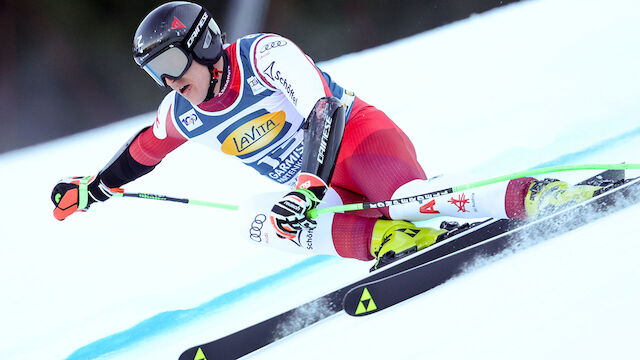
[181,85,206,105]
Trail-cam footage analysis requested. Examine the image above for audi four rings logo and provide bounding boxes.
[259,40,287,53]
[250,214,267,242]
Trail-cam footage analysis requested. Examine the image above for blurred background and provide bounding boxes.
[0,0,519,154]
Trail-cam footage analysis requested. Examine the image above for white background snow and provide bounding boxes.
[1,0,639,359]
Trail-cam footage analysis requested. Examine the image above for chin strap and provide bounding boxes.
[204,51,229,102]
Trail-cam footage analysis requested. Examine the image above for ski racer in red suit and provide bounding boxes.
[51,2,603,270]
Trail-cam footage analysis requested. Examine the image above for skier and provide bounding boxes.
[51,1,602,269]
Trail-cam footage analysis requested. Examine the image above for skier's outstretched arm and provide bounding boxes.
[52,88,190,221]
[51,106,188,221]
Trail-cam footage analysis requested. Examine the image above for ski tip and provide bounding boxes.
[179,346,204,360]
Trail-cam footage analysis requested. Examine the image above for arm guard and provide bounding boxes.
[88,127,157,198]
[297,97,346,199]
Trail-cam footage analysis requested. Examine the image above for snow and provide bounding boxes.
[1,0,639,359]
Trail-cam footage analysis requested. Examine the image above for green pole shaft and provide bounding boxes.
[453,164,637,192]
[308,163,640,218]
[110,163,639,216]
[112,191,239,211]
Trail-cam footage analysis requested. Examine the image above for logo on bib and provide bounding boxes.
[221,111,286,156]
[178,109,203,131]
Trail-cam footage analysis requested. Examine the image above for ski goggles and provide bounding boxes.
[138,44,193,87]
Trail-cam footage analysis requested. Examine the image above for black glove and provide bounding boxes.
[51,176,113,220]
[269,189,321,240]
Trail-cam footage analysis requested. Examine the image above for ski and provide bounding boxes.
[178,169,624,359]
[178,226,498,359]
[178,220,506,359]
[344,170,638,316]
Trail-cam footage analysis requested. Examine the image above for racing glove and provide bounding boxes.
[269,188,322,240]
[51,176,113,220]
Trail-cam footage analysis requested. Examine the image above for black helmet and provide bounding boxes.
[133,1,223,86]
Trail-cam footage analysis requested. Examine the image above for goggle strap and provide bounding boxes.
[184,9,210,50]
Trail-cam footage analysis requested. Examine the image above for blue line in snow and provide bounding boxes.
[533,125,640,168]
[66,255,335,360]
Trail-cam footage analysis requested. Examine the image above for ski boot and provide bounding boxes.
[370,220,448,271]
[525,178,602,218]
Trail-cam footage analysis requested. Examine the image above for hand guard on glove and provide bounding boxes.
[269,189,321,240]
[51,176,113,220]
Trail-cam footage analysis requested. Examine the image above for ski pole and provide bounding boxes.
[110,188,239,211]
[109,163,640,216]
[307,163,640,218]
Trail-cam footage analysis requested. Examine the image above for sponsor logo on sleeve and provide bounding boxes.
[259,39,287,53]
[221,111,286,156]
[178,109,203,131]
[249,214,267,242]
[289,229,313,250]
[247,76,267,95]
[262,61,298,106]
[305,228,314,250]
[290,228,314,250]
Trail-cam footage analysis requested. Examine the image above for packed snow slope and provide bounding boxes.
[1,0,639,359]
